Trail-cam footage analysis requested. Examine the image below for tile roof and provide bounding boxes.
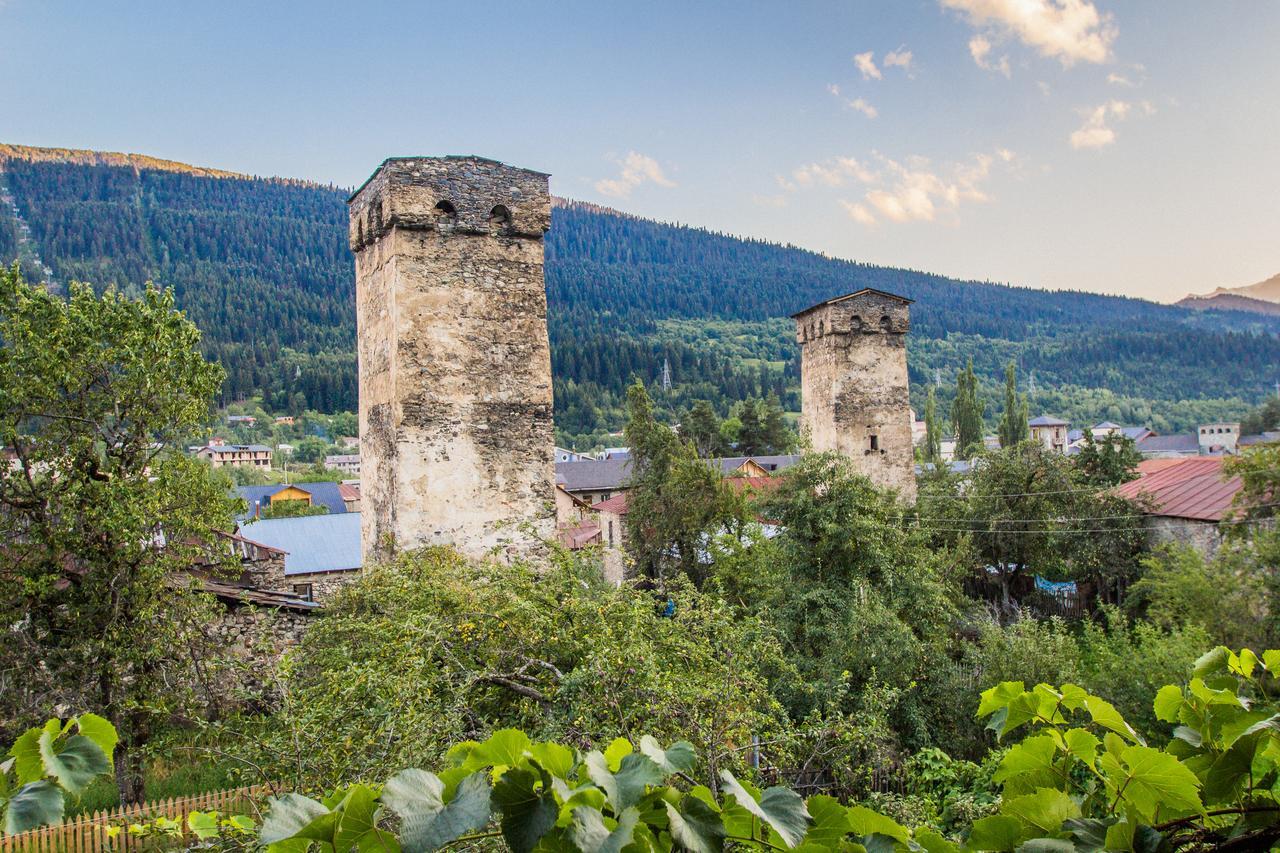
[1113,457,1242,522]
[1028,415,1068,427]
[237,512,362,575]
[237,481,352,515]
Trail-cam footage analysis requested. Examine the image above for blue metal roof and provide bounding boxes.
[237,481,351,516]
[238,512,362,576]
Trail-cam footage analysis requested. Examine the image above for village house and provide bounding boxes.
[1113,457,1246,557]
[235,512,363,602]
[196,440,272,468]
[236,481,353,518]
[554,455,799,505]
[1029,415,1070,453]
[324,453,361,476]
[274,415,295,426]
[226,414,257,427]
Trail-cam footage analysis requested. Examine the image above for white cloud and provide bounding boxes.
[853,50,882,80]
[941,0,1118,66]
[883,46,914,72]
[784,156,877,189]
[594,151,676,198]
[788,149,1012,226]
[840,201,879,225]
[752,194,790,209]
[1106,72,1133,86]
[826,84,878,118]
[968,34,1011,77]
[1069,99,1149,149]
[1036,80,1052,96]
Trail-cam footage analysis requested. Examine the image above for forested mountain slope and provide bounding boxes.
[2,145,1277,443]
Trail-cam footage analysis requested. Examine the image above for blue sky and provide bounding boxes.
[2,1,1276,302]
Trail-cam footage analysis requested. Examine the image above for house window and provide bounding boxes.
[292,583,313,602]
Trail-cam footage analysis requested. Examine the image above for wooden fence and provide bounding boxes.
[1,784,270,853]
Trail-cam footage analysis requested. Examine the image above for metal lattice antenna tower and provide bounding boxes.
[1028,370,1038,395]
[933,368,941,387]
[661,358,672,392]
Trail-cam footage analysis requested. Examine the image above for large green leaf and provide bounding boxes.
[259,793,331,844]
[664,796,725,853]
[1202,734,1259,804]
[965,815,1022,851]
[801,795,850,848]
[475,729,532,769]
[493,766,558,853]
[38,734,110,795]
[913,828,961,853]
[845,806,909,846]
[1099,746,1201,823]
[570,806,639,853]
[382,769,445,817]
[1000,788,1080,835]
[529,742,577,779]
[1085,696,1143,746]
[4,781,64,835]
[397,772,492,853]
[1063,816,1116,850]
[720,770,810,848]
[1153,686,1184,724]
[1193,646,1230,678]
[332,784,388,852]
[637,736,695,775]
[977,682,1025,718]
[585,752,663,812]
[994,735,1058,794]
[72,715,118,769]
[9,722,57,786]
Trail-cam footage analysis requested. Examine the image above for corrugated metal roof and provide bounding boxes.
[1114,457,1242,521]
[1136,433,1200,454]
[237,512,363,575]
[1029,415,1068,427]
[555,459,633,492]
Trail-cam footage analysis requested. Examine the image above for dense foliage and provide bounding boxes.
[3,154,1277,447]
[0,268,238,803]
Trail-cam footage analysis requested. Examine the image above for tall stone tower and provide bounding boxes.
[793,288,916,501]
[348,156,555,562]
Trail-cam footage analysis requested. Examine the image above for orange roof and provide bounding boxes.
[726,476,782,495]
[1114,457,1242,522]
[337,483,360,502]
[557,519,601,550]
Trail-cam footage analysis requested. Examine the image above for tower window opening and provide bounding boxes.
[869,434,879,451]
[488,204,512,226]
[435,199,457,219]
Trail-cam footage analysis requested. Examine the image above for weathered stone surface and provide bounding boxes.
[350,157,556,562]
[794,289,917,501]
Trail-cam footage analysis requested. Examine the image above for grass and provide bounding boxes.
[66,742,242,817]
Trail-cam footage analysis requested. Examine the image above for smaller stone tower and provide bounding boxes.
[348,156,556,563]
[793,288,916,501]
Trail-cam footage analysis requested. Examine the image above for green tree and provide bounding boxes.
[923,443,1078,609]
[623,381,743,585]
[0,269,237,803]
[996,361,1028,448]
[950,359,986,460]
[681,400,722,458]
[760,453,958,719]
[735,399,767,455]
[923,385,942,464]
[760,392,792,454]
[1072,431,1142,487]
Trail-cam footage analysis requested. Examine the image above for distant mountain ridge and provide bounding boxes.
[0,142,1277,439]
[1177,273,1280,316]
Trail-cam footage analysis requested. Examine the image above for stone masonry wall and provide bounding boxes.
[796,291,916,500]
[350,157,556,563]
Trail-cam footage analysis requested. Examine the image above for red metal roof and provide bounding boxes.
[1113,457,1242,522]
[592,493,629,514]
[337,482,361,502]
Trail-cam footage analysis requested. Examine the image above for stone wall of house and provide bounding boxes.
[1145,516,1223,558]
[350,157,556,564]
[795,291,916,500]
[283,570,359,604]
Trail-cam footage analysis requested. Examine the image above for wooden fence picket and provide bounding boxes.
[1,783,270,853]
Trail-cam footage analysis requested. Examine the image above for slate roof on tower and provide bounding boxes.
[790,287,913,318]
